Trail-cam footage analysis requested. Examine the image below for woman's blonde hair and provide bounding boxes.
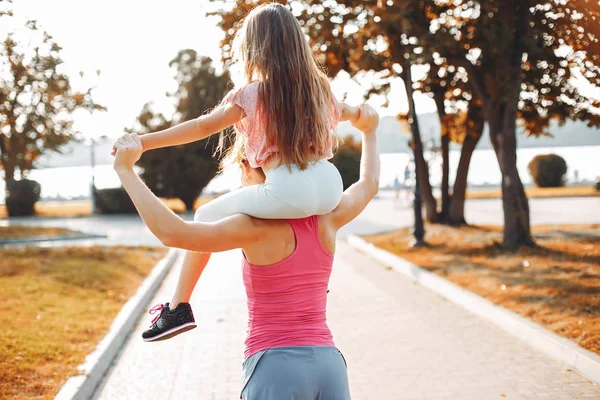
[223,2,338,170]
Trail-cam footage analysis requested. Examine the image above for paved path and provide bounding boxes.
[92,244,600,400]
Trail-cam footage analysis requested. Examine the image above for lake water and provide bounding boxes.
[0,145,598,202]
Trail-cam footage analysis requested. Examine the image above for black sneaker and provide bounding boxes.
[142,302,197,342]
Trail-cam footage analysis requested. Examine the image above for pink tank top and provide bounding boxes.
[242,216,335,359]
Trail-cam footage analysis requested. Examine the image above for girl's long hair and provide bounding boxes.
[223,3,338,170]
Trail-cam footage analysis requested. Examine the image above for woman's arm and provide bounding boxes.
[113,134,261,252]
[113,102,244,155]
[329,104,380,229]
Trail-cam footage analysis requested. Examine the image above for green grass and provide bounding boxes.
[0,246,167,399]
[0,226,81,239]
[467,185,599,199]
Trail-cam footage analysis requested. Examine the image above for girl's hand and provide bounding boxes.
[111,133,141,156]
[113,133,143,172]
[351,104,379,134]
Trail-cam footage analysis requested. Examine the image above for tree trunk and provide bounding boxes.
[487,103,534,249]
[448,104,484,225]
[434,91,450,220]
[3,163,15,183]
[402,60,438,222]
[414,142,438,222]
[181,196,196,212]
[1,161,15,203]
[461,16,534,249]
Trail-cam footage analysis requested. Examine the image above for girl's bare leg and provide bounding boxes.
[170,251,211,308]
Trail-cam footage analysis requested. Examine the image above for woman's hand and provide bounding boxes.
[111,133,140,156]
[339,103,361,123]
[351,104,379,135]
[113,133,143,172]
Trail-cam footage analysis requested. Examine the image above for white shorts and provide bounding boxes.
[194,160,343,223]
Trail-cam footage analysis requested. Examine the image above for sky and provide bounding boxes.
[7,0,437,144]
[2,1,599,198]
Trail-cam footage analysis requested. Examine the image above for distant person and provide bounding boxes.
[403,162,412,188]
[393,175,401,199]
[112,3,365,343]
[402,159,415,202]
[112,103,380,399]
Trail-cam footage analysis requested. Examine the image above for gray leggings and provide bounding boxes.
[241,346,351,400]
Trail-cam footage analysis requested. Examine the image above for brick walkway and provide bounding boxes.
[92,244,600,400]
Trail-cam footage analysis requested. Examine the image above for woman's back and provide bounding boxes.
[242,216,335,359]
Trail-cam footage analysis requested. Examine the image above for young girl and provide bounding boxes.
[116,3,364,342]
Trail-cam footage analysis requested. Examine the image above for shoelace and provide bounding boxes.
[149,303,166,324]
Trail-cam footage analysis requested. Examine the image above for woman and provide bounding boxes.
[112,104,379,399]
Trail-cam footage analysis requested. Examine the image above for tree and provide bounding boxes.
[209,0,439,223]
[434,0,600,248]
[132,52,231,211]
[0,11,97,215]
[414,57,486,225]
[330,136,361,190]
[447,99,485,225]
[209,0,600,248]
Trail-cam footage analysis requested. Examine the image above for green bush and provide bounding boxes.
[330,136,361,190]
[133,52,231,211]
[138,137,222,211]
[94,187,137,214]
[528,154,568,188]
[5,179,41,217]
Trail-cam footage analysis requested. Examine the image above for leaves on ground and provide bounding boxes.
[0,246,167,399]
[0,226,81,239]
[367,224,600,356]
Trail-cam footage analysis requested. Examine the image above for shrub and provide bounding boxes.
[5,179,41,217]
[330,136,361,190]
[133,53,231,211]
[138,138,221,211]
[94,187,137,214]
[528,154,568,188]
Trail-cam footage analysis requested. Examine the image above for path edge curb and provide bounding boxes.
[0,233,107,245]
[347,234,600,385]
[54,248,180,400]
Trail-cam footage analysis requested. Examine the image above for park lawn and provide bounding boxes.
[0,197,212,218]
[467,185,599,200]
[0,226,82,239]
[365,223,600,356]
[0,246,168,400]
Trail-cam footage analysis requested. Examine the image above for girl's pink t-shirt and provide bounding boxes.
[242,216,336,359]
[224,82,340,169]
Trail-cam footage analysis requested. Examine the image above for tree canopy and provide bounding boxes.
[132,52,232,210]
[0,13,99,185]
[209,0,600,248]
